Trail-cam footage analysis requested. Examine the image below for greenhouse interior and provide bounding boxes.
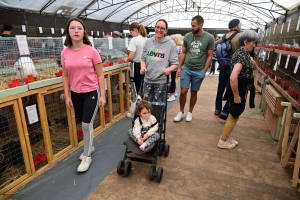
[1,0,300,199]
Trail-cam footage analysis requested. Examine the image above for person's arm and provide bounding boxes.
[203,49,214,72]
[251,58,258,70]
[140,41,147,75]
[94,63,106,108]
[133,118,142,142]
[125,51,135,62]
[144,116,158,140]
[230,63,243,103]
[176,46,187,77]
[163,43,178,75]
[62,65,73,108]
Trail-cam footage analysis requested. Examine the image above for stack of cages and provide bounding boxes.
[94,38,129,126]
[0,102,28,194]
[257,15,300,106]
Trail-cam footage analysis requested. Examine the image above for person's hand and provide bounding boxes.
[65,96,73,108]
[162,68,171,76]
[136,137,143,145]
[123,57,128,62]
[143,133,149,140]
[176,68,182,77]
[234,96,241,104]
[99,96,106,108]
[140,68,147,75]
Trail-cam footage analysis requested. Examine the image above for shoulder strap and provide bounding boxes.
[138,116,143,126]
[227,31,239,41]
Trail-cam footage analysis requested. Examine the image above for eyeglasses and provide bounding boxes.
[155,26,166,31]
[69,26,84,31]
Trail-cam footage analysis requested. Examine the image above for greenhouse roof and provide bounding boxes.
[0,0,299,29]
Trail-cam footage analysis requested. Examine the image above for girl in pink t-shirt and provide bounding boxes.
[61,18,106,173]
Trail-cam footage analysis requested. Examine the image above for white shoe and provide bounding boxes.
[167,95,176,102]
[217,139,236,149]
[79,146,95,160]
[186,112,192,122]
[174,112,184,122]
[227,137,238,145]
[126,112,134,118]
[175,92,178,97]
[77,156,92,172]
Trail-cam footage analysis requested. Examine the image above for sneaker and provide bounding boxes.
[219,112,228,121]
[217,139,236,149]
[227,137,238,145]
[186,112,192,122]
[174,112,184,122]
[77,156,92,172]
[175,92,178,97]
[126,112,133,118]
[167,95,176,102]
[79,146,95,160]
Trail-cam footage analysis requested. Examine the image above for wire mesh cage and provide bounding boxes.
[110,73,121,117]
[0,105,26,191]
[27,37,63,81]
[44,90,71,155]
[22,94,47,171]
[93,38,128,66]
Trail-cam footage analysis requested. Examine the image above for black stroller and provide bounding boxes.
[116,76,170,183]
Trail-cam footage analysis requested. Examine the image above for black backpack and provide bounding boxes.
[216,31,239,68]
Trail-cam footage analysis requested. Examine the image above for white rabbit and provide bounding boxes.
[14,57,38,78]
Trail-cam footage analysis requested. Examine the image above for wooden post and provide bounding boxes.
[292,113,300,187]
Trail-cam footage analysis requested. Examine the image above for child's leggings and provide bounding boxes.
[71,90,99,157]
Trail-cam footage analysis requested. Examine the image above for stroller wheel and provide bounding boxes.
[149,165,156,181]
[157,167,163,183]
[164,144,170,157]
[117,160,125,175]
[124,161,132,177]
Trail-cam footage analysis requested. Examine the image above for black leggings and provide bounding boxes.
[71,90,99,123]
[131,62,144,94]
[168,71,176,93]
[209,59,216,74]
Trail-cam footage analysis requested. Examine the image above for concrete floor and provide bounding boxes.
[87,74,300,200]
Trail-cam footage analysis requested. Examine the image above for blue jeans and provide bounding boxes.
[215,68,231,113]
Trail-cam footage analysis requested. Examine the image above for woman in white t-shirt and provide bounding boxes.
[125,22,147,94]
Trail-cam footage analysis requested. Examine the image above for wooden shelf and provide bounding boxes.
[267,77,300,111]
[274,49,300,57]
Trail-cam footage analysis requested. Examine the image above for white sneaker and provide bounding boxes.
[217,139,236,149]
[167,95,176,102]
[174,112,184,122]
[175,92,178,97]
[79,146,95,160]
[77,156,92,172]
[186,112,192,122]
[227,137,238,145]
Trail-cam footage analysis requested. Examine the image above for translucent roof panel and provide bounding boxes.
[0,0,299,28]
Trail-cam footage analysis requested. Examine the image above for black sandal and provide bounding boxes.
[214,110,220,115]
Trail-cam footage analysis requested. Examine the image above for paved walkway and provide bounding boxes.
[87,74,300,200]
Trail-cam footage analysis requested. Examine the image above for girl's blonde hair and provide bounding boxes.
[170,34,183,46]
[129,22,147,37]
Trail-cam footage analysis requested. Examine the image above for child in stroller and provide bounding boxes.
[127,100,160,151]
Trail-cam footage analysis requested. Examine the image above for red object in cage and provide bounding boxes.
[7,81,14,88]
[276,77,282,84]
[77,130,83,138]
[33,157,39,167]
[104,112,109,119]
[28,74,34,82]
[38,153,47,163]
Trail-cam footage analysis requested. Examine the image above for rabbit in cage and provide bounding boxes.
[14,57,38,78]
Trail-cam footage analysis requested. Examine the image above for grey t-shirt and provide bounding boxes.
[127,35,147,63]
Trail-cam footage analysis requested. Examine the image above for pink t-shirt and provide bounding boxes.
[61,45,102,93]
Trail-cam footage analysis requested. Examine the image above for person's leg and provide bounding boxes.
[152,83,167,104]
[143,82,155,102]
[140,132,160,151]
[189,69,205,113]
[220,114,239,141]
[178,67,192,112]
[70,91,84,123]
[215,68,230,112]
[212,60,216,75]
[168,71,176,101]
[81,90,99,157]
[133,63,143,94]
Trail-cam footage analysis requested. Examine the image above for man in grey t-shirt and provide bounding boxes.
[174,15,214,122]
